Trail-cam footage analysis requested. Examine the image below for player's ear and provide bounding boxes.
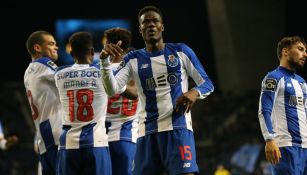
[34,44,41,53]
[282,48,288,57]
[161,23,165,32]
[139,25,142,34]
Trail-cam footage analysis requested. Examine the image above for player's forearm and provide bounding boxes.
[100,57,124,96]
[258,111,275,141]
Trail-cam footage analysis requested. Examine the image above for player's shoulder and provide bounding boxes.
[34,57,58,71]
[125,49,143,59]
[166,43,196,57]
[55,65,72,73]
[295,74,306,83]
[265,67,284,80]
[261,68,284,91]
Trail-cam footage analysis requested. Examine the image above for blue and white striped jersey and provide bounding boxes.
[24,57,63,154]
[106,63,139,143]
[101,43,214,137]
[258,66,307,148]
[55,64,109,149]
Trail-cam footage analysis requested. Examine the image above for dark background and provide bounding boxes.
[0,0,306,174]
[1,0,307,87]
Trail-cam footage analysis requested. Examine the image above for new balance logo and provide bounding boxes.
[183,162,191,168]
[140,64,148,69]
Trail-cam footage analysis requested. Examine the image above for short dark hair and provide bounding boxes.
[138,5,163,22]
[26,30,52,56]
[69,32,93,58]
[277,36,306,60]
[104,28,131,52]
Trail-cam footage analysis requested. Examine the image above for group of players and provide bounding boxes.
[23,4,307,175]
[24,6,214,175]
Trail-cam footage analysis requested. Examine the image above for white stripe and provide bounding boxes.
[130,59,146,137]
[273,78,292,146]
[292,79,307,148]
[178,52,193,130]
[179,51,207,99]
[150,55,173,132]
[65,128,81,149]
[93,119,108,147]
[131,119,139,143]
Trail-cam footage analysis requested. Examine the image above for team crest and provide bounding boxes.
[167,55,179,67]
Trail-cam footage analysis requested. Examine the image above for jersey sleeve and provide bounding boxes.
[35,58,57,82]
[258,73,279,141]
[100,55,131,96]
[180,43,214,99]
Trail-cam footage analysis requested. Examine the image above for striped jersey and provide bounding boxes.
[106,63,139,143]
[24,57,63,154]
[55,64,108,149]
[258,66,307,148]
[101,43,214,137]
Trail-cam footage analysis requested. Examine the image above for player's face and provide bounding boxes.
[39,34,59,61]
[139,11,164,44]
[287,42,307,70]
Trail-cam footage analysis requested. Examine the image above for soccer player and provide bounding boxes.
[24,30,63,175]
[100,6,214,175]
[258,36,307,175]
[55,32,111,175]
[104,27,139,175]
[0,120,18,150]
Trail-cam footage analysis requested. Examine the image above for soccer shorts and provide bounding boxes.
[109,140,136,175]
[133,129,199,175]
[39,145,58,175]
[272,146,307,175]
[57,147,111,175]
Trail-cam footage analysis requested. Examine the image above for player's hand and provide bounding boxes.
[265,140,281,164]
[175,89,199,114]
[6,135,18,149]
[100,40,123,59]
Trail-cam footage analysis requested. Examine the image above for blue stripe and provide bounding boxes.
[34,57,57,71]
[137,51,158,133]
[120,120,133,141]
[284,79,302,145]
[39,120,56,149]
[163,45,186,128]
[180,44,214,95]
[79,123,96,148]
[60,125,71,149]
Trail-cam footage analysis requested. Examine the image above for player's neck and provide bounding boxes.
[76,57,92,64]
[146,40,164,53]
[280,58,295,72]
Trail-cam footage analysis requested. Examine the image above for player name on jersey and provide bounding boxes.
[57,70,101,89]
[56,70,101,80]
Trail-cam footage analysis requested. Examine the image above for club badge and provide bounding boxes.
[167,55,179,67]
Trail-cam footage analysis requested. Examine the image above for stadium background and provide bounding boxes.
[0,0,306,174]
